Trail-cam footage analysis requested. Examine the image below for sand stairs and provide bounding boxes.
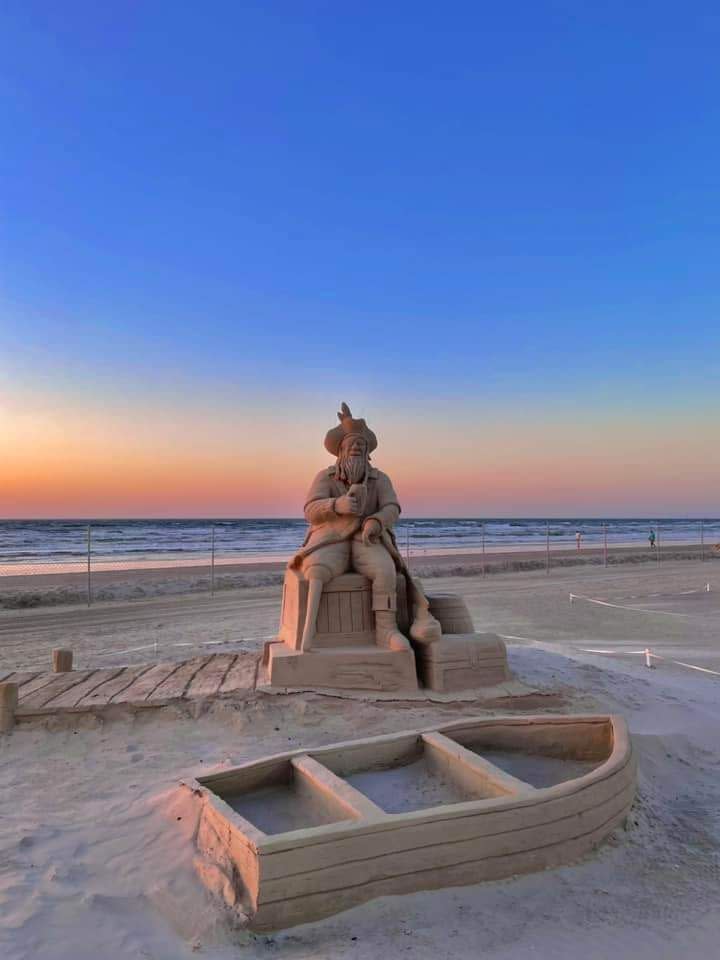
[0,652,261,717]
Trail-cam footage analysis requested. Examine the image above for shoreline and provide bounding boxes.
[0,541,716,609]
[0,536,710,577]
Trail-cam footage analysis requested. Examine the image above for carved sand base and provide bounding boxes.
[188,714,636,931]
[265,641,418,692]
[268,568,417,691]
[267,568,511,693]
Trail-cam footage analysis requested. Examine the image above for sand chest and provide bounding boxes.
[187,713,636,930]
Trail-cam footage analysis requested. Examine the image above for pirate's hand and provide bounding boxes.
[361,518,382,545]
[335,494,360,515]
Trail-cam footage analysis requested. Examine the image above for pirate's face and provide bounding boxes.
[342,436,368,459]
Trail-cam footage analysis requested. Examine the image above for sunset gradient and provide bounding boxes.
[2,2,720,519]
[2,384,718,518]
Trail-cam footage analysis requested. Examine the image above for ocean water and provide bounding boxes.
[0,518,717,565]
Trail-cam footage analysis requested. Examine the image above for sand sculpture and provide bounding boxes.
[189,714,637,929]
[265,403,510,691]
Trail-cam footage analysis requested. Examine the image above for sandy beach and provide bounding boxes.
[5,2,719,956]
[1,541,715,610]
[2,559,720,959]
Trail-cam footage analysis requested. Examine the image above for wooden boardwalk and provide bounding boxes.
[1,652,261,717]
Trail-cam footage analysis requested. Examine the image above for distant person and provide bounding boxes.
[649,528,656,549]
[575,530,582,551]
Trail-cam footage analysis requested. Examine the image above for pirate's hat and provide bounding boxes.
[324,402,378,456]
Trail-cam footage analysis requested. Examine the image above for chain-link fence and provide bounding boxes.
[1,518,718,608]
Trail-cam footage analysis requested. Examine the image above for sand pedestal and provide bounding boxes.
[267,570,417,691]
[266,569,512,693]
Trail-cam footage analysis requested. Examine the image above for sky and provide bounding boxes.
[1,1,719,518]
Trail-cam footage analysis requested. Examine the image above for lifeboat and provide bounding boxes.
[187,713,636,930]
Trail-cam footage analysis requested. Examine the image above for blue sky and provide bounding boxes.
[2,2,719,515]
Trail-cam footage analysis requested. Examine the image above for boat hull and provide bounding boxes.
[187,714,636,930]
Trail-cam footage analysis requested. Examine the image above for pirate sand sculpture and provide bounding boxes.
[290,403,440,653]
[264,403,510,692]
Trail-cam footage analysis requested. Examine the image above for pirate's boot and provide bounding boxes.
[408,576,442,644]
[409,606,442,644]
[373,592,411,652]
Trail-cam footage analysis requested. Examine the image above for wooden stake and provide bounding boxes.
[603,522,608,567]
[546,522,550,574]
[52,648,73,673]
[0,682,18,733]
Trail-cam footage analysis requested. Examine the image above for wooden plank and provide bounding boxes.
[338,592,351,633]
[185,654,237,699]
[219,653,260,694]
[44,669,124,709]
[78,665,155,707]
[20,671,95,710]
[350,592,363,632]
[292,755,383,820]
[200,756,290,795]
[444,716,613,762]
[258,747,634,862]
[316,595,329,634]
[340,591,355,633]
[258,779,635,904]
[422,732,535,797]
[112,661,181,704]
[327,593,341,633]
[252,788,634,930]
[147,656,210,703]
[16,672,64,700]
[363,590,373,630]
[3,671,41,688]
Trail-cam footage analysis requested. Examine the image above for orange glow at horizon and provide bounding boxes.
[2,402,719,518]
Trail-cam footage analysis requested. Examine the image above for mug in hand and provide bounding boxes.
[347,483,367,515]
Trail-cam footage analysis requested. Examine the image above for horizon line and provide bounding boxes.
[1,516,718,523]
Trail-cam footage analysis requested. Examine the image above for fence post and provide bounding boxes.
[211,523,216,598]
[52,648,73,672]
[546,521,550,574]
[87,523,92,607]
[481,521,486,576]
[0,682,18,733]
[701,519,705,562]
[603,522,608,567]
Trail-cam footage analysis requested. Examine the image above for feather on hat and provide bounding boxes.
[324,402,378,456]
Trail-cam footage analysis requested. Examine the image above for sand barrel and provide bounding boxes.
[426,594,475,635]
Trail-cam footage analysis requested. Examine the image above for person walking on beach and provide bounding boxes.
[649,528,656,549]
[575,530,582,552]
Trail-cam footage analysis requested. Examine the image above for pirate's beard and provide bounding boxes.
[337,453,367,485]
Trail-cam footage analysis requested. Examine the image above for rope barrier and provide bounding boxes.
[575,645,720,677]
[568,591,708,617]
[497,634,720,681]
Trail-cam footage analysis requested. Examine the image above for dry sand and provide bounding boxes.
[1,542,715,610]
[2,560,720,959]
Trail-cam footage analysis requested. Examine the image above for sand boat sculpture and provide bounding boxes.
[187,714,636,929]
[264,402,510,692]
[186,406,636,927]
